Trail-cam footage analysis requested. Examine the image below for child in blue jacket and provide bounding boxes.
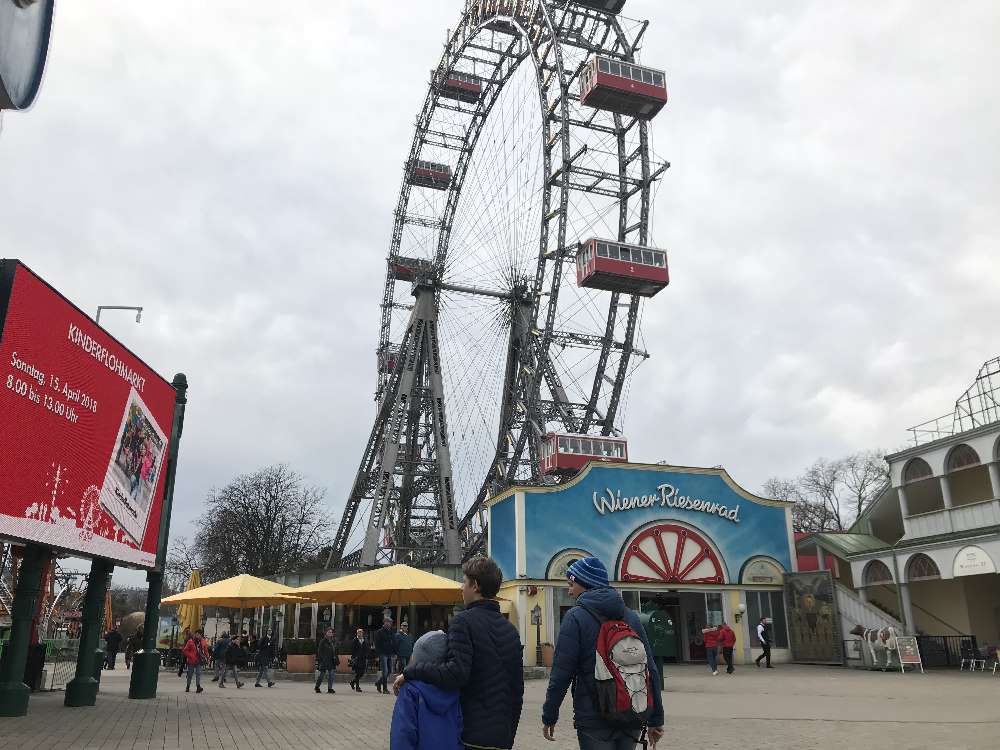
[390,631,463,750]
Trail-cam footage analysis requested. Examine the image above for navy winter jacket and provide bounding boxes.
[389,680,463,750]
[375,626,397,657]
[404,599,524,750]
[542,586,664,729]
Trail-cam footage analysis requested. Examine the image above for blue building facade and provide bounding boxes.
[488,462,797,665]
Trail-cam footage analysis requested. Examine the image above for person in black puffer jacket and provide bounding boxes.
[398,558,524,750]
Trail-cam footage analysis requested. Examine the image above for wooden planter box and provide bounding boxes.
[286,654,316,674]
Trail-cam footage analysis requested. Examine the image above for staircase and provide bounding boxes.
[834,581,903,640]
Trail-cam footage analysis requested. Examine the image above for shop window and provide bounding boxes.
[906,553,941,582]
[946,444,980,471]
[903,457,932,484]
[705,592,724,627]
[862,559,893,586]
[746,591,788,648]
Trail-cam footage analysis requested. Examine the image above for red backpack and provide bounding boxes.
[580,604,653,729]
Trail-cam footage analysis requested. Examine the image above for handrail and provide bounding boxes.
[872,584,965,636]
[835,582,903,629]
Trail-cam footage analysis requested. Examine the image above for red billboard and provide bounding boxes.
[0,261,176,568]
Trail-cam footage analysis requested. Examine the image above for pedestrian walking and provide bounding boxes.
[221,632,246,688]
[182,629,209,693]
[177,627,191,677]
[124,626,143,670]
[103,625,123,670]
[396,557,524,750]
[350,628,368,692]
[396,621,414,672]
[254,629,276,688]
[374,618,397,694]
[315,627,339,694]
[704,624,720,675]
[389,631,463,750]
[541,556,664,749]
[211,632,230,682]
[755,617,773,668]
[718,620,736,674]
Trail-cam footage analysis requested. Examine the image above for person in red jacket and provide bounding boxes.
[703,625,721,675]
[717,621,737,674]
[181,629,209,693]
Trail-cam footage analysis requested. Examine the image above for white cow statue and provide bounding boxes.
[850,624,900,670]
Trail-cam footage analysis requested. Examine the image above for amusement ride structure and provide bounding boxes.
[327,0,671,570]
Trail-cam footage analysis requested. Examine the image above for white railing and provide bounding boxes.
[951,500,1000,532]
[834,581,903,640]
[904,509,951,539]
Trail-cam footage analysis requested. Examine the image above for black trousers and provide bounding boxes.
[721,646,734,672]
[756,644,771,667]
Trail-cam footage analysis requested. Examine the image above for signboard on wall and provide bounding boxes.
[0,261,175,568]
[953,546,996,577]
[784,571,844,665]
[741,557,785,585]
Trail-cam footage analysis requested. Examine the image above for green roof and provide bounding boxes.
[796,532,889,557]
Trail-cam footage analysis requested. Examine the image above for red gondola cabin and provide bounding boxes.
[409,160,452,190]
[579,55,667,120]
[378,344,401,373]
[390,256,434,282]
[576,238,668,297]
[436,70,482,104]
[541,432,629,476]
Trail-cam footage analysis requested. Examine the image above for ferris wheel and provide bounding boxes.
[329,0,671,569]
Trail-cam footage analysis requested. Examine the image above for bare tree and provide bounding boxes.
[763,450,889,532]
[841,450,890,521]
[167,465,332,584]
[165,536,202,590]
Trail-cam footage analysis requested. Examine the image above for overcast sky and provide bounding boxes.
[3,1,998,587]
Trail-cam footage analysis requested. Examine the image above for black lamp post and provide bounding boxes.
[531,604,542,665]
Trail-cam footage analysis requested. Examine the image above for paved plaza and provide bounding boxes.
[1,664,997,749]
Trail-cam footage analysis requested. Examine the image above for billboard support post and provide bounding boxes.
[130,373,187,700]
[64,557,114,707]
[0,544,51,717]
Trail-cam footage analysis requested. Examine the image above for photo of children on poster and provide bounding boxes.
[100,389,167,545]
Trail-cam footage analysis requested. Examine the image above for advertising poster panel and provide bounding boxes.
[784,571,844,665]
[0,261,175,568]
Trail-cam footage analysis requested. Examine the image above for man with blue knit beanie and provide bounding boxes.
[542,556,664,750]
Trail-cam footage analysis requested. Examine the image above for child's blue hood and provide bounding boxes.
[412,680,460,716]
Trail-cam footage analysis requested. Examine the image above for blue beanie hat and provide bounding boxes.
[567,556,609,589]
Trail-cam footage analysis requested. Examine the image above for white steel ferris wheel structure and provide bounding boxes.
[328,0,671,569]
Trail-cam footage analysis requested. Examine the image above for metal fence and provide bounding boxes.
[916,635,978,667]
[40,638,79,691]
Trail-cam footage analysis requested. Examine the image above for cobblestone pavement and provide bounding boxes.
[1,664,997,749]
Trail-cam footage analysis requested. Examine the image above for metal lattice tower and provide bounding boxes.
[328,0,669,568]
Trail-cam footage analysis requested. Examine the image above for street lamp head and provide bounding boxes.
[135,308,143,324]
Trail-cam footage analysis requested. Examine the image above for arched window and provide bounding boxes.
[902,457,933,484]
[863,559,893,586]
[906,553,941,582]
[946,444,980,472]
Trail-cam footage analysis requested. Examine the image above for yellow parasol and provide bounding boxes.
[176,569,203,635]
[162,574,311,636]
[103,588,114,633]
[287,564,463,606]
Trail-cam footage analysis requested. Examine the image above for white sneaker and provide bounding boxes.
[712,670,718,675]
